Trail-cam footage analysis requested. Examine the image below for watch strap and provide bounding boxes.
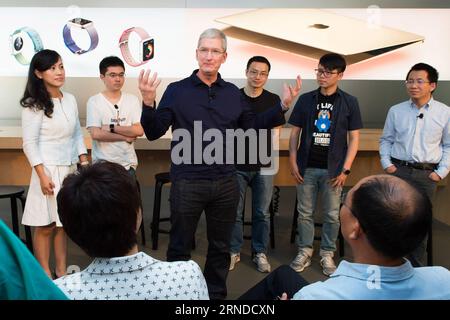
[63,22,98,54]
[12,27,44,65]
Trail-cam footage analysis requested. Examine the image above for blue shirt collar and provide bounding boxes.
[331,259,415,282]
[190,69,225,87]
[409,97,434,110]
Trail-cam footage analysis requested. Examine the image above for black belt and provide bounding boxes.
[391,158,438,171]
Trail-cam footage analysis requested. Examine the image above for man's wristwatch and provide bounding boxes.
[119,27,154,67]
[109,124,115,133]
[63,18,99,55]
[342,168,351,175]
[280,101,289,112]
[10,27,44,65]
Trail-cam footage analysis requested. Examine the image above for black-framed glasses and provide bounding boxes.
[405,79,430,86]
[315,68,339,78]
[340,191,354,214]
[106,72,125,79]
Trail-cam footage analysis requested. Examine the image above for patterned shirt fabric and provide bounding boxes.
[54,252,209,300]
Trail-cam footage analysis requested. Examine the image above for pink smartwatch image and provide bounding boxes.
[119,27,154,67]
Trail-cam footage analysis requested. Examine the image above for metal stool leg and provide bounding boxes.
[269,200,275,249]
[427,223,433,266]
[135,179,146,246]
[10,196,19,237]
[19,195,33,254]
[290,198,298,243]
[151,181,163,250]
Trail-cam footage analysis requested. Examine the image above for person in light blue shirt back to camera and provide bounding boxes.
[239,174,450,300]
[379,63,450,267]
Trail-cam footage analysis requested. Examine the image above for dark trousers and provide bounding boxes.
[167,176,239,300]
[393,166,437,266]
[239,265,309,300]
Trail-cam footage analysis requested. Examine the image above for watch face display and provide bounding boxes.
[13,36,24,51]
[142,38,154,61]
[69,17,92,26]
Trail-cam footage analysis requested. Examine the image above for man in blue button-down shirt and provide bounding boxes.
[137,28,301,299]
[380,63,450,266]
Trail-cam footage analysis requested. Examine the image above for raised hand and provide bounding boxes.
[138,69,162,107]
[282,75,302,108]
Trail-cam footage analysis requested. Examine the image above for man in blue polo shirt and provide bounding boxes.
[288,53,362,277]
[138,28,301,299]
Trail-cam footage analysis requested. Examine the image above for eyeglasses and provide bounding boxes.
[315,69,339,78]
[197,48,225,57]
[248,69,269,78]
[405,79,430,86]
[105,72,125,79]
[340,191,354,214]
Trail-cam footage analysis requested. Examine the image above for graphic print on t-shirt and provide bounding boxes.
[313,101,333,147]
[307,92,336,169]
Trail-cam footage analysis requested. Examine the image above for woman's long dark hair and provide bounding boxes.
[20,49,61,118]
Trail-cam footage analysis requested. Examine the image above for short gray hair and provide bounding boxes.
[197,28,227,52]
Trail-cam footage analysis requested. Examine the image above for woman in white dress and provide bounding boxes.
[20,49,88,279]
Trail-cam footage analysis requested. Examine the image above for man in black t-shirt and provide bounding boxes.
[229,56,284,273]
[288,53,362,276]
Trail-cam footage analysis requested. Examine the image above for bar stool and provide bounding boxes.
[242,186,280,249]
[151,172,171,250]
[150,172,197,251]
[0,186,33,253]
[290,195,345,257]
[135,179,146,246]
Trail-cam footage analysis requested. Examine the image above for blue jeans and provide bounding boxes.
[230,171,273,254]
[296,168,341,252]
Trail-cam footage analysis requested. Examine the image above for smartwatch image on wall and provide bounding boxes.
[9,27,44,65]
[63,18,99,55]
[119,27,154,67]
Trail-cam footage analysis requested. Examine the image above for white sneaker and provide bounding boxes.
[320,251,337,276]
[290,249,312,273]
[252,253,271,273]
[229,253,240,271]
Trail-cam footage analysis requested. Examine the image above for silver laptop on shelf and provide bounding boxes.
[215,8,424,64]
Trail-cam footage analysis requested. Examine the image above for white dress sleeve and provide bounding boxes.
[22,107,44,167]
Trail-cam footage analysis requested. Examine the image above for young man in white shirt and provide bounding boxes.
[86,56,144,176]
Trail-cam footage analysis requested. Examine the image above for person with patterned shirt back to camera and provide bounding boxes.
[53,161,209,300]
